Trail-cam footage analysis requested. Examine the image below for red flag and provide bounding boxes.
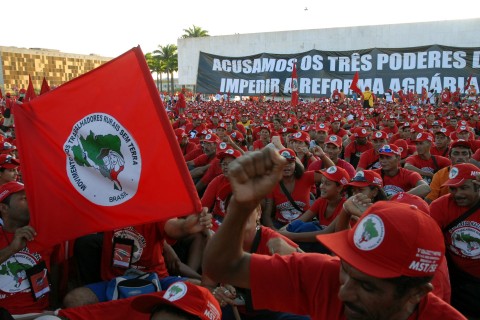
[290,62,299,106]
[14,47,201,251]
[25,74,37,102]
[349,72,363,96]
[0,89,2,99]
[464,74,472,91]
[40,77,51,95]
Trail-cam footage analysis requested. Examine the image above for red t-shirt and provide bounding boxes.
[430,146,449,157]
[357,149,381,170]
[405,155,451,183]
[253,139,267,150]
[100,223,169,280]
[250,253,465,320]
[343,141,373,161]
[383,125,398,139]
[373,168,422,197]
[255,227,299,255]
[185,146,203,162]
[0,228,53,314]
[192,153,215,167]
[328,128,348,138]
[309,198,346,227]
[200,158,222,184]
[201,174,231,230]
[180,141,197,157]
[267,172,315,224]
[430,194,480,277]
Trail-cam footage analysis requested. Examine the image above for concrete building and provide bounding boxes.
[178,18,480,87]
[0,46,111,94]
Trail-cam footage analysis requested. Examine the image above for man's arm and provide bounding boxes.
[203,148,287,288]
[0,226,36,264]
[407,179,431,198]
[404,163,434,178]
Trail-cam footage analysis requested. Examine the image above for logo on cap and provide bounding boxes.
[219,142,227,150]
[226,149,234,155]
[361,128,367,134]
[416,133,422,140]
[293,132,302,138]
[205,134,212,140]
[375,132,382,138]
[329,135,338,142]
[354,171,365,179]
[449,167,459,179]
[163,282,187,302]
[326,166,337,174]
[354,214,385,251]
[63,113,141,206]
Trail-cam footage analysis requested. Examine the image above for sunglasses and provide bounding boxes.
[378,146,398,155]
[280,151,295,161]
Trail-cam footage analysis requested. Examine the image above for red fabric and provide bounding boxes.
[0,227,53,314]
[13,47,201,251]
[267,172,315,224]
[307,159,355,180]
[250,253,465,320]
[290,63,299,106]
[201,174,230,217]
[40,77,50,95]
[343,141,373,162]
[25,75,37,102]
[372,168,422,197]
[200,158,222,185]
[349,71,362,96]
[357,149,381,170]
[405,155,451,174]
[430,194,480,277]
[58,296,148,319]
[309,198,346,227]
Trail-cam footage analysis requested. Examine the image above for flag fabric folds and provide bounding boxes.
[349,71,363,96]
[40,77,51,95]
[25,75,37,102]
[290,63,299,106]
[13,46,202,251]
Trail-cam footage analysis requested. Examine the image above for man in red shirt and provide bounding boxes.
[431,128,451,157]
[404,132,451,184]
[430,163,480,318]
[204,148,465,320]
[373,144,430,198]
[343,127,373,169]
[308,135,355,179]
[357,131,388,171]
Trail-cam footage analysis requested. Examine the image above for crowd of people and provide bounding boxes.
[0,83,479,319]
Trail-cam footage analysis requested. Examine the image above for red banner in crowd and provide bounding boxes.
[40,77,51,95]
[14,46,202,251]
[25,75,37,102]
[349,71,362,97]
[290,63,299,106]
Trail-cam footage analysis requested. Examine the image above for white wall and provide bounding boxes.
[178,18,480,85]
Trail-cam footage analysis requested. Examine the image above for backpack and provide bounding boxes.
[105,269,161,300]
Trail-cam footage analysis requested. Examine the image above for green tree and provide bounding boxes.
[145,52,164,92]
[181,25,209,38]
[153,44,178,95]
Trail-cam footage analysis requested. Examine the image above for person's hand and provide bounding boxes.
[311,145,325,157]
[271,136,284,150]
[228,148,287,204]
[212,284,237,307]
[183,207,213,234]
[343,193,372,221]
[9,226,36,253]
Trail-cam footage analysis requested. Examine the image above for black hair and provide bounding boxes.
[1,194,12,206]
[293,162,304,179]
[346,186,388,202]
[150,304,200,320]
[0,168,5,173]
[385,275,433,299]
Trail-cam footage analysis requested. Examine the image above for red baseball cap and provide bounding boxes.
[290,131,311,144]
[0,181,25,202]
[278,148,296,162]
[0,154,20,169]
[230,130,244,142]
[216,142,242,159]
[456,125,471,133]
[0,142,16,154]
[315,123,329,133]
[378,144,400,157]
[390,192,430,214]
[434,127,450,137]
[203,133,220,144]
[413,132,434,143]
[371,131,388,140]
[449,139,471,150]
[352,127,369,138]
[325,135,342,148]
[131,282,221,320]
[347,170,383,188]
[442,163,480,187]
[317,166,350,185]
[317,201,445,278]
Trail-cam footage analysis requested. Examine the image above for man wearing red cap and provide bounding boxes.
[0,154,20,186]
[0,182,58,315]
[373,144,430,198]
[404,132,451,184]
[356,131,389,171]
[204,148,465,320]
[186,133,220,182]
[431,128,451,157]
[308,135,355,179]
[343,127,373,169]
[430,163,480,318]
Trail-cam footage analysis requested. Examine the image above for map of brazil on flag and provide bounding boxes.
[14,46,201,250]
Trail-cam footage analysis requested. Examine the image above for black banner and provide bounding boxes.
[196,45,480,97]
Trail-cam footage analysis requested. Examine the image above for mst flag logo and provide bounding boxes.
[64,113,141,206]
[354,214,385,251]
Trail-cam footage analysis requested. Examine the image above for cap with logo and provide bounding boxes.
[378,144,400,157]
[216,142,242,159]
[315,123,329,133]
[442,163,480,188]
[393,139,409,159]
[0,181,25,202]
[0,154,20,169]
[347,170,383,188]
[290,131,311,144]
[449,139,471,150]
[456,125,471,133]
[325,135,342,148]
[0,142,16,154]
[413,132,434,143]
[278,148,296,162]
[371,131,388,140]
[131,282,221,320]
[352,127,369,138]
[230,130,244,142]
[317,166,350,185]
[390,192,430,214]
[317,201,445,278]
[203,133,220,144]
